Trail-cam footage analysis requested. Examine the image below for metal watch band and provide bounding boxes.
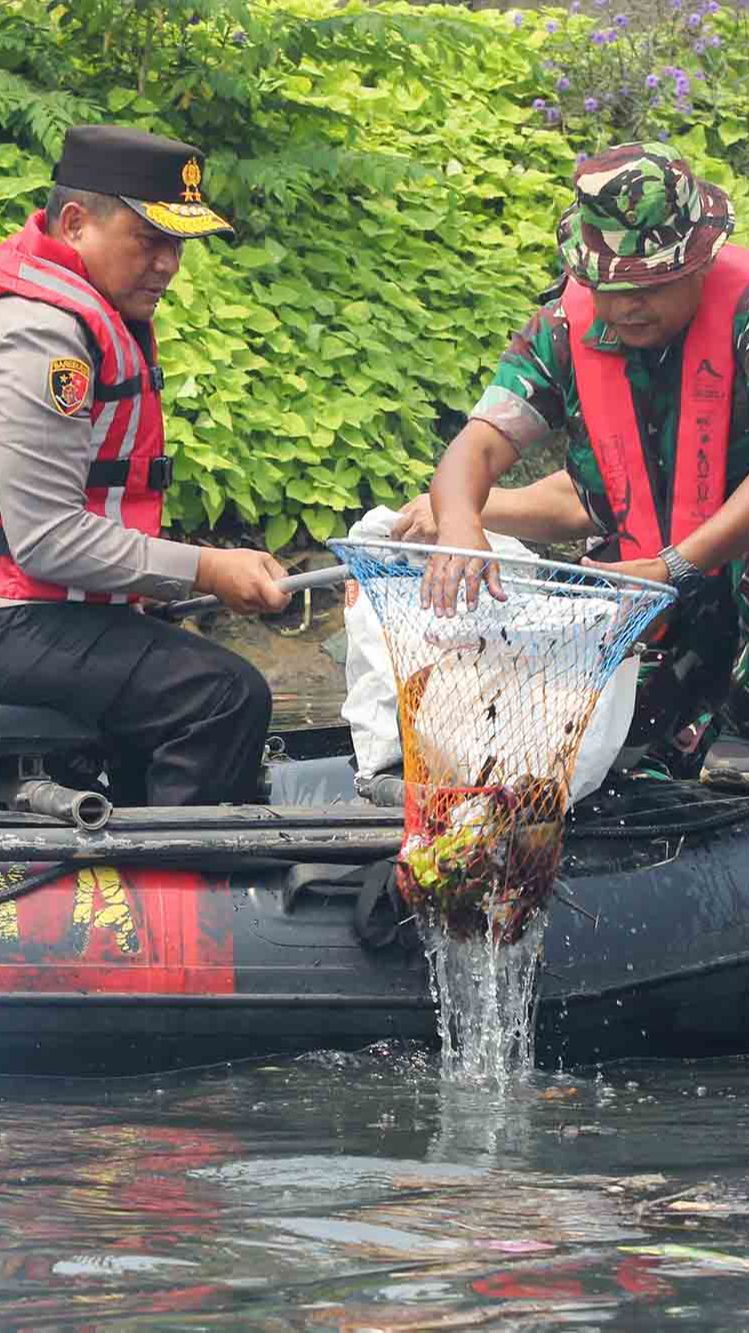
[657,544,705,592]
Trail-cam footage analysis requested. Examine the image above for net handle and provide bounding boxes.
[331,537,678,601]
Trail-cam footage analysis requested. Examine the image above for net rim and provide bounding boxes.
[331,537,678,603]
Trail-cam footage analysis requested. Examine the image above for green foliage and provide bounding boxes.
[0,0,748,548]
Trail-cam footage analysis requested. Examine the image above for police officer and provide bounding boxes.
[0,124,290,806]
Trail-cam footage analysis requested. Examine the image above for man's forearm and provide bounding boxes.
[6,503,200,600]
[481,471,598,543]
[431,420,519,537]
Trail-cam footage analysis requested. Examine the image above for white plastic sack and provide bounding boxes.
[341,508,638,801]
[341,507,533,780]
[412,639,639,804]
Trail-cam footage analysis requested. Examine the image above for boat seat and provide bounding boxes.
[0,705,102,756]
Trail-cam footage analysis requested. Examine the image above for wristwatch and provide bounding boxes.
[657,545,706,599]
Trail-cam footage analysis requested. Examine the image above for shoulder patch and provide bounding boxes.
[49,357,91,416]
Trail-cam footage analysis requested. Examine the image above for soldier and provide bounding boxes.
[401,142,749,781]
[0,124,290,806]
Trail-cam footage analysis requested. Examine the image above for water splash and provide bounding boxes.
[422,914,545,1087]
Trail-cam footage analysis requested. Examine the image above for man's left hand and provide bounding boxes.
[580,554,671,585]
[391,494,436,544]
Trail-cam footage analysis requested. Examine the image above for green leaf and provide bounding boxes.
[174,376,200,400]
[231,245,278,269]
[107,88,136,113]
[320,335,353,361]
[244,306,280,334]
[265,514,298,551]
[301,506,337,543]
[0,174,48,200]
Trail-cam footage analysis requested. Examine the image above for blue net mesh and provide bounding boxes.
[333,539,676,941]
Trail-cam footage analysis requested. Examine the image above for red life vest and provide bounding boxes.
[565,244,749,556]
[0,211,169,604]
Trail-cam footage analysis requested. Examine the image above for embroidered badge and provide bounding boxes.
[180,155,202,203]
[49,357,91,416]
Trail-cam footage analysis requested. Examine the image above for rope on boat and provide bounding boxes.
[568,794,749,840]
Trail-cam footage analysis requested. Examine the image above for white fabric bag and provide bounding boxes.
[341,508,532,779]
[341,507,638,802]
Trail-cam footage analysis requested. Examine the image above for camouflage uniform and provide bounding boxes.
[470,144,749,778]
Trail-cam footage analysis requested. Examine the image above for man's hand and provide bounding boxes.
[580,554,670,585]
[391,494,437,544]
[195,547,291,615]
[420,523,504,618]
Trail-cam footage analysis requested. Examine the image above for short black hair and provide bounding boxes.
[46,185,124,227]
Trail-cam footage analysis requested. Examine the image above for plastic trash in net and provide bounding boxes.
[331,538,677,943]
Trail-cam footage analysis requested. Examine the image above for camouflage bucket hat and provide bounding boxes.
[557,141,734,291]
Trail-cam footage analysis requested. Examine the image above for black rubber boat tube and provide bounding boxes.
[0,824,401,864]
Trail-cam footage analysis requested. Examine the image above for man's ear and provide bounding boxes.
[52,200,88,246]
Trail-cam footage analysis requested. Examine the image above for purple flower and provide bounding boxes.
[614,12,629,24]
[705,0,719,10]
[546,19,560,32]
[694,68,706,77]
[546,106,561,123]
[591,29,607,42]
[576,152,589,165]
[709,33,721,43]
[645,73,660,88]
[584,95,600,111]
[512,11,524,26]
[687,11,702,24]
[663,64,677,75]
[606,27,619,39]
[557,75,571,90]
[693,36,706,49]
[570,0,581,10]
[671,0,683,7]
[658,128,670,141]
[532,97,547,109]
[675,73,690,93]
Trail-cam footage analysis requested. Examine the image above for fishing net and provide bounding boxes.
[333,538,676,944]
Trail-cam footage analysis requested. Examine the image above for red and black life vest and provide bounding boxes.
[565,244,749,556]
[0,210,171,603]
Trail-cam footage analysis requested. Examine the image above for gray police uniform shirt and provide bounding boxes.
[0,296,200,603]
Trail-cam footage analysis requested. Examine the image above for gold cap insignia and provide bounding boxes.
[181,156,202,203]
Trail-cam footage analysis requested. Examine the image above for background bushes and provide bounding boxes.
[1,0,747,548]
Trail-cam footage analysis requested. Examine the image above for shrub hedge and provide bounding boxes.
[1,0,747,548]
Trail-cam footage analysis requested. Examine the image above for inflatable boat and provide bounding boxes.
[0,701,747,1076]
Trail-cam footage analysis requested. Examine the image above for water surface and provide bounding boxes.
[1,1048,748,1328]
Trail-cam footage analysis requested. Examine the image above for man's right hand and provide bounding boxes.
[420,523,504,618]
[195,548,291,615]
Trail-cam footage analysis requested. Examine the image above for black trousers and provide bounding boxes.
[0,603,271,806]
